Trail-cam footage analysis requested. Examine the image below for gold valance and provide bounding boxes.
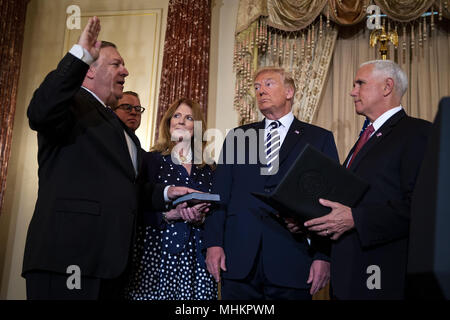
[236,0,449,34]
[236,0,268,34]
[266,0,328,31]
[327,0,371,26]
[374,0,435,22]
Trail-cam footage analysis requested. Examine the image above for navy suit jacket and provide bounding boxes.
[331,109,431,299]
[204,117,338,289]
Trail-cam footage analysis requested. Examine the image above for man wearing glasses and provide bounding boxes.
[113,91,145,132]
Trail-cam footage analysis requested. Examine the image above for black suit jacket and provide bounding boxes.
[23,53,165,279]
[331,109,431,299]
[204,117,338,289]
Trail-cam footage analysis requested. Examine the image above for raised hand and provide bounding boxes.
[78,16,101,60]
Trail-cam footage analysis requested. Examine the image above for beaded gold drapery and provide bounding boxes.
[234,0,450,125]
[0,0,29,215]
[233,17,338,124]
[156,0,211,142]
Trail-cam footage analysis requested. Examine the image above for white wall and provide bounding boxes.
[208,0,240,158]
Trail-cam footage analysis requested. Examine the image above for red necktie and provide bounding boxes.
[346,124,374,168]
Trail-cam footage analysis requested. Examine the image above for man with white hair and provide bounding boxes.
[304,60,431,299]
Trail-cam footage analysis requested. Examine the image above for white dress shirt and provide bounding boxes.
[264,111,295,147]
[371,105,403,135]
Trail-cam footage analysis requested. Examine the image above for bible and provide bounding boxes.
[173,192,220,206]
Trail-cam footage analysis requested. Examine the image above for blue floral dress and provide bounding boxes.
[123,152,217,300]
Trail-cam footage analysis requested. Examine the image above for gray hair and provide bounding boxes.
[360,60,408,98]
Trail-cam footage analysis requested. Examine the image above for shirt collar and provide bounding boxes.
[371,105,403,132]
[265,111,294,129]
[81,86,107,108]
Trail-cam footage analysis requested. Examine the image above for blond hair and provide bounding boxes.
[254,66,296,97]
[152,98,211,167]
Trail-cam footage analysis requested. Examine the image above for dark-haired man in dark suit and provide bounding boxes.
[23,17,195,300]
[305,60,431,299]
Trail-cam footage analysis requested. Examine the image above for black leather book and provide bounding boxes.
[252,144,369,222]
[173,192,220,206]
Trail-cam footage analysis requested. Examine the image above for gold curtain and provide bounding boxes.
[233,0,373,125]
[266,0,328,31]
[236,0,372,34]
[0,0,29,215]
[234,0,450,124]
[240,18,338,123]
[374,0,435,22]
[291,25,338,123]
[156,0,211,142]
[236,0,449,29]
[233,18,338,124]
[327,0,371,25]
[436,0,450,19]
[314,20,450,162]
[236,0,268,34]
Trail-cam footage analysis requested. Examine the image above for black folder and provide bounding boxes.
[251,144,369,222]
[173,192,220,206]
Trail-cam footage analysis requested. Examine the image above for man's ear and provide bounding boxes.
[384,78,394,96]
[286,85,294,100]
[86,65,96,80]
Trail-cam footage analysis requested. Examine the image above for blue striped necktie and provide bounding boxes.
[265,120,281,173]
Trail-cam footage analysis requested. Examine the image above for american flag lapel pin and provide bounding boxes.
[376,132,382,137]
[295,130,300,135]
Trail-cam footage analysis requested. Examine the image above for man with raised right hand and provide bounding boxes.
[23,17,195,300]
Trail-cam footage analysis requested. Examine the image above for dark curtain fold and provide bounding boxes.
[0,0,29,215]
[156,0,211,141]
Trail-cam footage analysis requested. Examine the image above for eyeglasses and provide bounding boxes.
[116,104,145,114]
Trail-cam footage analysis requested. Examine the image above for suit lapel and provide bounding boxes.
[79,88,125,135]
[78,89,138,179]
[278,117,304,166]
[343,142,357,168]
[348,109,406,170]
[254,119,265,165]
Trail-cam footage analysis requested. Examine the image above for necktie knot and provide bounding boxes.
[268,120,281,131]
[362,124,374,137]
